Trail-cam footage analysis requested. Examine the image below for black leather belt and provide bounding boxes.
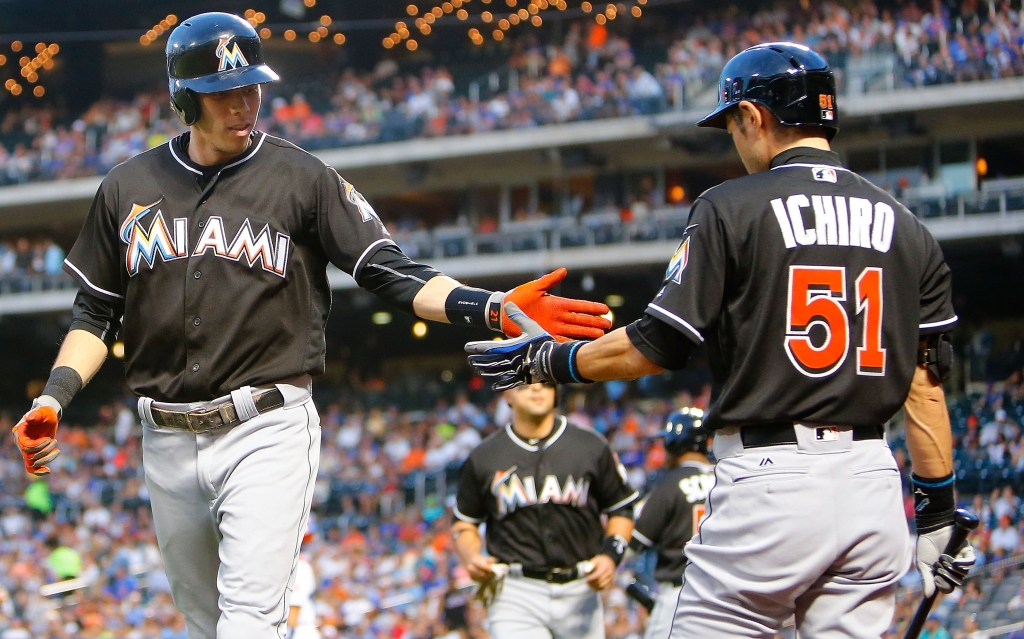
[149,389,284,432]
[521,566,581,584]
[740,422,883,448]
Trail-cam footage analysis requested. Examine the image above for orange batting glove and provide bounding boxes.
[502,268,611,342]
[13,405,60,477]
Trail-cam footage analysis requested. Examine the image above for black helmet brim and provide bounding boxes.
[176,64,279,94]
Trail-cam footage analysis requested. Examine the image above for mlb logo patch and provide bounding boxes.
[821,109,835,121]
[815,427,839,442]
[812,166,838,183]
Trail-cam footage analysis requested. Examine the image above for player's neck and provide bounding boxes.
[677,452,710,465]
[511,412,556,442]
[187,127,252,167]
[768,136,831,160]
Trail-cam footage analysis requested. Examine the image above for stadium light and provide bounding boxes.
[320,15,332,26]
[581,2,592,11]
[407,4,419,15]
[260,28,272,39]
[412,322,428,338]
[309,31,321,42]
[631,6,642,17]
[372,311,393,325]
[406,39,419,50]
[303,0,316,6]
[605,294,625,308]
[11,41,22,52]
[333,33,346,45]
[482,10,493,21]
[284,29,297,41]
[977,158,988,176]
[32,86,44,97]
[0,55,5,66]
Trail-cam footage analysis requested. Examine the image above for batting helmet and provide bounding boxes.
[697,42,838,141]
[660,407,709,457]
[166,12,279,126]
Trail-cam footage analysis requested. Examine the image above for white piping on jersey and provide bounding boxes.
[167,141,202,175]
[504,416,567,452]
[167,131,265,175]
[920,316,958,330]
[352,239,396,281]
[602,490,640,514]
[453,506,484,524]
[64,259,124,299]
[222,132,266,170]
[647,304,704,343]
[770,163,852,172]
[363,262,427,284]
[631,529,654,547]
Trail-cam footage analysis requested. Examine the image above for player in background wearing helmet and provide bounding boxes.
[629,408,714,639]
[11,12,611,639]
[287,525,320,639]
[466,41,973,637]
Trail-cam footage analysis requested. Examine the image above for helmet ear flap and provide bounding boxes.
[170,86,199,126]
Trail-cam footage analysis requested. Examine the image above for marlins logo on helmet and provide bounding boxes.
[216,36,249,71]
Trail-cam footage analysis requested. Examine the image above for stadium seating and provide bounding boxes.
[2,0,1023,186]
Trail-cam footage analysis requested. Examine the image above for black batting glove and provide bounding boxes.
[465,303,593,391]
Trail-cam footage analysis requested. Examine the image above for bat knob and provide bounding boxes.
[953,509,980,533]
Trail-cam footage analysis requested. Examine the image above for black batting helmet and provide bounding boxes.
[660,407,709,457]
[697,42,838,141]
[166,12,279,126]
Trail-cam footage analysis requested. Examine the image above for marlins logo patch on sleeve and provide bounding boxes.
[343,181,383,224]
[665,225,696,284]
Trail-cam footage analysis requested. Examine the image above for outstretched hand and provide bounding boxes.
[466,303,558,391]
[503,268,610,341]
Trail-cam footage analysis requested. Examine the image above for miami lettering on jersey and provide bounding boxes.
[491,466,591,518]
[770,195,895,253]
[121,200,290,278]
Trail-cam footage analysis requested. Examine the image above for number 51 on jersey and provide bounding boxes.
[785,265,885,378]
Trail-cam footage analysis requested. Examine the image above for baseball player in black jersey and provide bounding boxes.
[629,408,713,639]
[452,383,638,639]
[466,42,974,638]
[9,13,612,639]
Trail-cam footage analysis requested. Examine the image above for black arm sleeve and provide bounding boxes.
[69,289,124,347]
[625,315,694,371]
[356,245,443,314]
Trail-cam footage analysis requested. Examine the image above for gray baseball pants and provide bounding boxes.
[488,569,604,639]
[139,378,320,639]
[670,424,911,638]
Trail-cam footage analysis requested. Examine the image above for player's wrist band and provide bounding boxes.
[544,341,593,385]
[444,287,503,331]
[912,472,956,534]
[41,366,83,414]
[601,534,628,567]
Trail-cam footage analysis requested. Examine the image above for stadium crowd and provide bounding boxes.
[0,361,1020,638]
[2,0,1024,185]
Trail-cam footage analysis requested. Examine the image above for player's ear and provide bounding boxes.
[735,101,761,136]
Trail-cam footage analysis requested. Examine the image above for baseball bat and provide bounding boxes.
[626,579,656,613]
[903,509,980,639]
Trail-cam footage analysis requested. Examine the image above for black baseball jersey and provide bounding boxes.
[632,461,714,582]
[454,416,639,567]
[63,131,394,402]
[640,147,956,431]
